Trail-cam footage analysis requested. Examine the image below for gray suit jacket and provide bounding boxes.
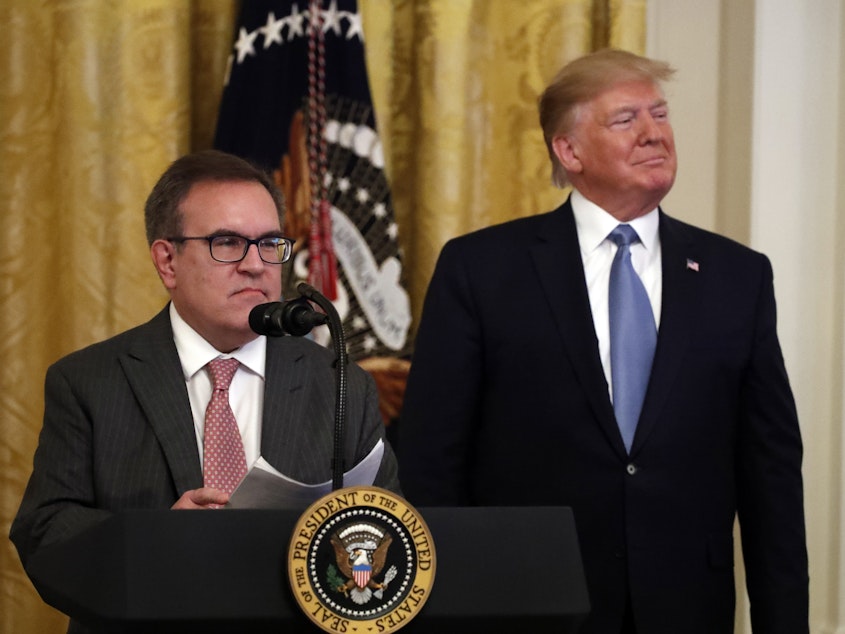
[11,305,399,573]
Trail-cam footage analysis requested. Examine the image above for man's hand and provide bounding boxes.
[171,487,230,509]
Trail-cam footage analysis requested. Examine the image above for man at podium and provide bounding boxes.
[11,151,400,616]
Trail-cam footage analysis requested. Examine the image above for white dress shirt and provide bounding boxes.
[570,189,662,398]
[170,303,265,470]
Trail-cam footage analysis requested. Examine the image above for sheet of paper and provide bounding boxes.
[225,440,384,509]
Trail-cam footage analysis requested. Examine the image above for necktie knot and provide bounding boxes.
[208,358,239,391]
[609,224,640,248]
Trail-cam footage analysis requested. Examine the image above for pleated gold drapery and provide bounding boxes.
[0,2,644,632]
[0,4,237,632]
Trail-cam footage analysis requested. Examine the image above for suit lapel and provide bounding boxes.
[260,336,309,469]
[120,307,204,493]
[529,200,623,454]
[631,212,699,454]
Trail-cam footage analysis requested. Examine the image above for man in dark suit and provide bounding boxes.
[398,50,808,633]
[11,151,399,626]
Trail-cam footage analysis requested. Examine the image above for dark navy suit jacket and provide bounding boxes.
[399,198,808,633]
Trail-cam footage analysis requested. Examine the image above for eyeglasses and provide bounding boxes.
[167,234,295,264]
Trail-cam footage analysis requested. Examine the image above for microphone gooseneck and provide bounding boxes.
[296,282,348,491]
[248,285,349,491]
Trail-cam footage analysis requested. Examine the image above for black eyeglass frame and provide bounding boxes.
[166,234,296,264]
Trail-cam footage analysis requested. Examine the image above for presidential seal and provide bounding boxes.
[288,486,436,633]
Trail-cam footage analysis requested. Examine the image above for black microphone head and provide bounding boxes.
[282,298,327,336]
[249,302,285,337]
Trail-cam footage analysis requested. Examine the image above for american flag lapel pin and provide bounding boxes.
[686,258,700,272]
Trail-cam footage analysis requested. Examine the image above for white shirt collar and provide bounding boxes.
[570,188,660,255]
[169,303,267,380]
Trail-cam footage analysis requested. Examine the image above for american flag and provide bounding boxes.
[214,0,412,363]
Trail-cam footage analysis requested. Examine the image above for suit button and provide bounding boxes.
[626,463,638,475]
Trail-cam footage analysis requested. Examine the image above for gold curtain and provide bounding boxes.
[0,2,644,631]
[0,3,238,632]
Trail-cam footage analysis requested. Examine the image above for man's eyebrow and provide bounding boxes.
[607,105,638,119]
[608,99,669,119]
[208,229,285,239]
[609,99,668,117]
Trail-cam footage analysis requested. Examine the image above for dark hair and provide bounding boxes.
[538,49,676,188]
[144,150,286,245]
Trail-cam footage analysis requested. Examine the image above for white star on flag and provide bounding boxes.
[261,12,286,48]
[288,4,306,39]
[321,0,343,35]
[234,27,259,63]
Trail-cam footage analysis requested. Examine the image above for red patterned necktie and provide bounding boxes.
[203,357,248,495]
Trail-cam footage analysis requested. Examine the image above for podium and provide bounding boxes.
[26,507,589,633]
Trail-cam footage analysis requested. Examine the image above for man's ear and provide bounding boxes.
[552,135,583,174]
[150,239,177,290]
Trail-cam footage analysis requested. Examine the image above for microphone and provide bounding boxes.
[249,299,327,337]
[254,282,348,491]
[295,282,349,491]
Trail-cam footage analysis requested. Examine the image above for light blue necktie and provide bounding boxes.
[608,225,657,453]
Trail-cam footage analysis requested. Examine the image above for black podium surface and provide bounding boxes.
[27,506,589,633]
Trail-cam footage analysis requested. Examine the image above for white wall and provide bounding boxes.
[646,1,845,632]
[646,1,722,230]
